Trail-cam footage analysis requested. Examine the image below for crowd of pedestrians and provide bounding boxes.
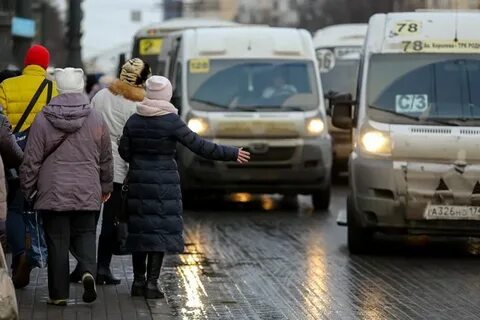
[0,44,250,310]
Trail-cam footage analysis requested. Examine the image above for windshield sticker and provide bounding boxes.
[392,21,422,36]
[189,58,210,74]
[316,49,336,73]
[334,47,362,59]
[139,38,163,55]
[402,40,480,53]
[395,94,428,113]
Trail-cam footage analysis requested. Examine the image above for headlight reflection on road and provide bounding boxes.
[230,192,253,203]
[305,232,330,315]
[179,241,207,318]
[261,195,276,211]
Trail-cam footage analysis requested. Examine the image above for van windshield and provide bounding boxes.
[187,59,319,112]
[367,54,480,126]
[321,59,360,98]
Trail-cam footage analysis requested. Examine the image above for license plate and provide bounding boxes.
[424,205,480,220]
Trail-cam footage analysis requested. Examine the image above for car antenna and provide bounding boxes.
[454,0,459,42]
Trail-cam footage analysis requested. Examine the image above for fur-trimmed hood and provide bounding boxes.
[108,79,144,102]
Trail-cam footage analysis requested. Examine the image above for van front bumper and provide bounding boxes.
[178,137,332,194]
[350,153,480,235]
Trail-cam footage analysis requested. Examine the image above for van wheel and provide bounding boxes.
[312,186,331,211]
[347,195,373,254]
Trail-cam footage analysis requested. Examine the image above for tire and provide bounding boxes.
[312,185,331,211]
[347,195,373,254]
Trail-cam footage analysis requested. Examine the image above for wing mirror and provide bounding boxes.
[331,93,354,129]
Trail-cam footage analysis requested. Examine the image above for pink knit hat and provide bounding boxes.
[145,76,172,101]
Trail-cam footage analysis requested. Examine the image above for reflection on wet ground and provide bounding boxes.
[155,186,480,320]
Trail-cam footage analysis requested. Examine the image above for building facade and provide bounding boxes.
[425,0,480,8]
[236,0,303,26]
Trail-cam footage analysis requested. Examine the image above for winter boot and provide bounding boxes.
[145,253,164,299]
[12,253,32,289]
[131,253,147,297]
[96,268,121,285]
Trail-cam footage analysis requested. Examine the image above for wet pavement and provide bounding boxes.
[17,182,480,319]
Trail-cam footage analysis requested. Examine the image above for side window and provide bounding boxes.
[168,36,182,81]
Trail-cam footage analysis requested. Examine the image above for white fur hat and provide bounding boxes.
[54,67,85,94]
[145,76,172,101]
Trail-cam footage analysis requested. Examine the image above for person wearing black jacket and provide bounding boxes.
[119,76,250,299]
[0,113,23,250]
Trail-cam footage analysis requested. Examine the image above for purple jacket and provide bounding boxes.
[20,93,113,212]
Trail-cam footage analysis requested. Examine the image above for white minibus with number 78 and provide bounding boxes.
[331,11,480,253]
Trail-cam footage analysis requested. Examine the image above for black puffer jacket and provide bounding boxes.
[119,113,238,253]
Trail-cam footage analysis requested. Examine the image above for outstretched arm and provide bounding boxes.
[171,116,242,162]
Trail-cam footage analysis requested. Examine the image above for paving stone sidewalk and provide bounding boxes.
[14,254,175,320]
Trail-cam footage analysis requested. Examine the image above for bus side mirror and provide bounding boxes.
[331,93,354,129]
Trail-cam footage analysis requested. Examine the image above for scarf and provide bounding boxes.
[136,97,178,117]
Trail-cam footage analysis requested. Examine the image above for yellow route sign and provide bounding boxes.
[139,38,163,55]
[402,40,480,53]
[189,58,210,74]
[393,21,422,36]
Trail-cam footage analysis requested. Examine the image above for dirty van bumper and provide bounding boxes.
[349,152,480,236]
[178,137,332,194]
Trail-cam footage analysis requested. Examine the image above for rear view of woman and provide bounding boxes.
[119,76,250,299]
[20,68,113,306]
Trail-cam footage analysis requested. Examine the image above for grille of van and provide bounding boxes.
[243,146,296,162]
[459,129,480,135]
[409,127,452,134]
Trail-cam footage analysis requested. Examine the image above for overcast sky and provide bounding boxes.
[80,0,163,58]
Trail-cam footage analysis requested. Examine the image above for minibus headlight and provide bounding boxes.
[360,130,391,155]
[187,118,209,135]
[306,118,325,135]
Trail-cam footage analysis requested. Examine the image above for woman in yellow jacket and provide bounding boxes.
[0,45,58,289]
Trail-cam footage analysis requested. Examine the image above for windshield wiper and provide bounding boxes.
[369,105,459,126]
[190,98,228,109]
[281,106,305,112]
[235,106,305,112]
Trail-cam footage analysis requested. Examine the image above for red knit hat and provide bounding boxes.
[24,45,50,70]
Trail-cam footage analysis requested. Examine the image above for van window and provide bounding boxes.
[367,54,480,126]
[187,59,319,112]
[321,59,360,98]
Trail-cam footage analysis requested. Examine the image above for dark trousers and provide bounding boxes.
[97,183,122,274]
[6,189,25,258]
[42,211,97,300]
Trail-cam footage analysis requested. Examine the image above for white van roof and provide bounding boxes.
[367,11,480,54]
[183,27,315,59]
[135,18,240,38]
[313,24,368,48]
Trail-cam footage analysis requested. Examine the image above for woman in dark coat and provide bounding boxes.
[119,76,249,299]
